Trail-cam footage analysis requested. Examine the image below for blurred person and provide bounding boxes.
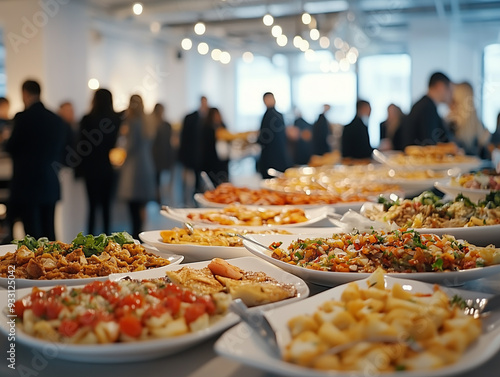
[178,96,209,204]
[77,89,122,235]
[311,104,331,156]
[379,104,405,151]
[490,112,500,144]
[0,97,12,149]
[5,79,66,240]
[341,100,373,159]
[151,103,174,204]
[200,107,231,187]
[447,82,490,157]
[291,110,312,165]
[117,94,156,239]
[57,101,77,168]
[257,92,292,178]
[400,72,453,148]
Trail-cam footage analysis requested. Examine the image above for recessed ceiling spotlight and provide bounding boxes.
[194,22,206,35]
[263,13,274,26]
[220,51,231,64]
[150,22,161,34]
[302,12,311,25]
[319,36,330,48]
[181,38,193,50]
[276,34,288,47]
[271,25,282,37]
[310,28,320,41]
[88,78,100,90]
[211,48,222,61]
[197,42,209,55]
[242,51,254,63]
[132,2,143,15]
[293,35,303,48]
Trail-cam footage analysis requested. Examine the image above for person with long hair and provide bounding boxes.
[151,103,174,203]
[78,89,122,235]
[447,82,490,156]
[117,94,156,239]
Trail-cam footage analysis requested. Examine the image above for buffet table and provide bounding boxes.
[1,273,500,377]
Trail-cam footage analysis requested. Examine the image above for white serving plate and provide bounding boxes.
[242,233,500,287]
[356,202,500,247]
[434,181,491,202]
[373,177,446,197]
[160,206,333,228]
[0,244,183,288]
[215,275,500,377]
[0,256,309,363]
[139,227,343,263]
[194,193,366,215]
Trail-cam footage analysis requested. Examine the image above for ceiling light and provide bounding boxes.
[242,51,254,63]
[346,50,357,64]
[339,58,350,71]
[150,22,161,34]
[197,42,209,55]
[349,46,359,57]
[220,51,231,64]
[293,35,303,48]
[335,50,345,61]
[263,13,274,26]
[276,34,288,47]
[132,3,143,15]
[299,39,309,52]
[302,12,311,25]
[319,36,330,48]
[88,78,99,90]
[211,48,222,61]
[194,22,206,35]
[334,37,343,49]
[181,38,192,50]
[310,28,320,41]
[271,25,282,37]
[305,49,316,61]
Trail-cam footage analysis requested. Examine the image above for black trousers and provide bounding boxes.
[8,201,57,240]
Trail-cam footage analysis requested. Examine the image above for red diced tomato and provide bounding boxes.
[13,300,26,318]
[59,319,79,337]
[31,299,46,317]
[164,296,181,315]
[119,293,144,309]
[180,290,197,303]
[184,303,206,324]
[163,283,181,297]
[79,309,97,327]
[30,287,45,300]
[45,298,63,320]
[142,305,167,322]
[119,315,143,337]
[196,295,215,315]
[49,286,66,297]
[82,281,103,294]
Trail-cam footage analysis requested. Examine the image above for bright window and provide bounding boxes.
[235,55,291,131]
[482,44,500,133]
[358,54,411,147]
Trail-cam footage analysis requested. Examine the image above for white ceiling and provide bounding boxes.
[87,0,500,54]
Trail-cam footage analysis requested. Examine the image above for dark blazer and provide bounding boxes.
[77,112,121,177]
[178,111,202,170]
[200,122,229,186]
[257,107,292,178]
[293,117,312,165]
[341,116,373,159]
[400,95,449,148]
[312,113,331,156]
[6,102,66,205]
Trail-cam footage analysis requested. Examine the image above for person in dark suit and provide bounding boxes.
[400,72,453,148]
[77,89,122,235]
[5,80,66,240]
[257,92,292,178]
[292,112,312,165]
[341,100,373,160]
[312,104,331,156]
[178,96,209,203]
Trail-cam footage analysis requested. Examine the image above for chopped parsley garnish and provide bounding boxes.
[432,258,444,271]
